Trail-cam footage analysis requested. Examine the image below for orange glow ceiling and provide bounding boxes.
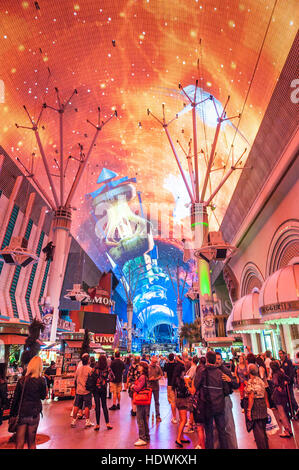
[0,0,297,258]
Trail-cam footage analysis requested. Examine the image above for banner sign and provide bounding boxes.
[260,300,299,315]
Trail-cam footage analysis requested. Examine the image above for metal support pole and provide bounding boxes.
[164,126,195,204]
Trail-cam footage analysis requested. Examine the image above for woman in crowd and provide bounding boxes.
[270,361,292,438]
[10,356,47,449]
[236,354,249,411]
[87,355,113,431]
[256,355,274,408]
[0,363,8,427]
[122,356,131,392]
[244,363,270,449]
[172,362,193,448]
[127,355,140,417]
[132,361,150,446]
[185,356,199,433]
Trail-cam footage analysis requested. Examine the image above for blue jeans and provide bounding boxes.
[204,411,228,449]
[137,404,150,441]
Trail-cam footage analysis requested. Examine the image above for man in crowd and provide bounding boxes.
[109,351,125,410]
[279,349,299,418]
[44,360,56,399]
[163,353,178,424]
[194,350,228,449]
[182,351,192,373]
[215,352,239,449]
[71,353,93,428]
[148,355,163,423]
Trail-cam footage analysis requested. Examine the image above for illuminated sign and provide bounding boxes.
[94,334,115,345]
[91,296,115,308]
[260,300,299,315]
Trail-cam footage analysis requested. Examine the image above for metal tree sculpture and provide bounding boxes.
[166,264,188,331]
[148,80,250,341]
[16,88,117,341]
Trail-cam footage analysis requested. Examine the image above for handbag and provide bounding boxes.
[8,377,27,433]
[133,388,152,406]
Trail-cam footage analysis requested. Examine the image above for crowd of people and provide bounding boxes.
[0,348,298,449]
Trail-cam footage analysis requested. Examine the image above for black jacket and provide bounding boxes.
[217,364,239,396]
[10,376,47,418]
[0,380,8,425]
[86,368,109,393]
[194,364,225,415]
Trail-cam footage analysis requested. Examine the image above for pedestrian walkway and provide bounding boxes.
[0,380,298,449]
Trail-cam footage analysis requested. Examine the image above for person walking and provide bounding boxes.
[109,351,125,410]
[86,355,113,431]
[0,363,8,427]
[194,351,228,449]
[215,352,239,449]
[163,353,178,424]
[71,353,93,428]
[132,361,151,446]
[9,356,47,449]
[244,363,270,449]
[148,356,163,423]
[270,361,293,438]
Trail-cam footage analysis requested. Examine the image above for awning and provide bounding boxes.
[259,263,299,324]
[0,334,27,345]
[228,291,274,334]
[90,342,105,353]
[40,342,60,350]
[206,336,235,346]
[65,341,82,348]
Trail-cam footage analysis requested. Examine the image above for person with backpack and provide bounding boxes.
[132,361,151,446]
[270,360,292,438]
[194,350,228,449]
[86,355,113,431]
[109,351,125,411]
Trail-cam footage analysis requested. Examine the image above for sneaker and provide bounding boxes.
[134,439,147,446]
[156,416,162,423]
[106,424,113,430]
[109,405,117,410]
[195,445,202,449]
[171,418,178,424]
[116,404,120,410]
[94,425,100,431]
[85,419,94,427]
[131,410,137,417]
[71,418,76,428]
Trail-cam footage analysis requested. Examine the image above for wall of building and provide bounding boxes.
[0,147,52,324]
